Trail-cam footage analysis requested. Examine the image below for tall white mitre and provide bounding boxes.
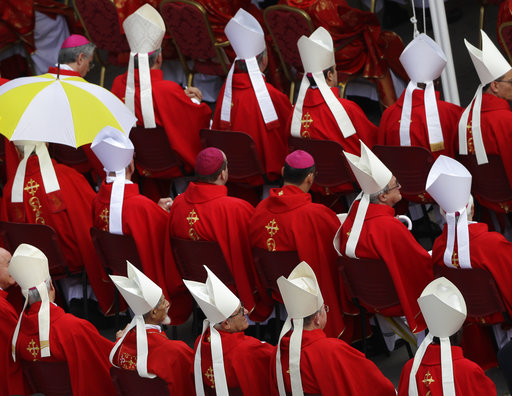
[291,27,356,139]
[91,126,134,235]
[399,33,447,151]
[408,277,466,396]
[220,8,278,127]
[109,262,163,378]
[426,155,472,269]
[123,4,165,128]
[458,30,512,165]
[183,266,240,396]
[275,261,323,396]
[9,244,51,360]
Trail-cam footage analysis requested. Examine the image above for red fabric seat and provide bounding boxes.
[110,366,169,396]
[22,360,73,396]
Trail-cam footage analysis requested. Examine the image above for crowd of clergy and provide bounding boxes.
[3,1,512,395]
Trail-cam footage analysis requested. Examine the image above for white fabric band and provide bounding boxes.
[345,192,368,258]
[458,85,488,164]
[108,169,126,235]
[125,52,136,116]
[289,318,304,396]
[443,209,471,269]
[276,317,292,396]
[137,53,156,128]
[12,142,60,203]
[290,75,310,137]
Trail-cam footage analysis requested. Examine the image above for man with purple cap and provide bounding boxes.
[167,147,273,321]
[250,150,353,339]
[47,34,96,78]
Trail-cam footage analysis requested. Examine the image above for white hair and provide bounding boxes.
[27,278,51,305]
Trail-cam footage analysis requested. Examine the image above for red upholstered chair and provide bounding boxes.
[434,265,511,325]
[263,5,312,102]
[22,360,73,396]
[72,0,131,86]
[110,366,169,396]
[160,0,230,87]
[338,255,413,357]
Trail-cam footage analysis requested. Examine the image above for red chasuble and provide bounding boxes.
[398,344,496,396]
[195,329,275,395]
[16,302,116,396]
[378,89,463,159]
[92,182,192,324]
[167,182,273,320]
[432,222,512,323]
[338,201,433,333]
[459,93,512,213]
[0,290,24,396]
[272,329,396,395]
[113,326,195,394]
[249,185,355,338]
[111,69,212,175]
[212,73,292,184]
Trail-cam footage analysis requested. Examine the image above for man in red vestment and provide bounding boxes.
[212,9,292,184]
[111,4,211,177]
[458,30,512,214]
[185,266,275,395]
[9,244,116,396]
[91,127,191,323]
[0,248,24,396]
[280,0,407,107]
[167,148,272,321]
[273,261,395,396]
[378,34,463,160]
[110,262,195,394]
[337,141,432,333]
[0,142,113,313]
[249,150,352,339]
[397,277,496,395]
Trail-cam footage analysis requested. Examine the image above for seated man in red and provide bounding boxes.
[212,9,292,184]
[110,262,194,394]
[184,265,275,396]
[91,127,191,324]
[398,277,495,395]
[167,147,271,320]
[249,150,352,339]
[272,261,396,396]
[9,244,116,396]
[0,247,24,396]
[336,141,433,334]
[378,33,463,160]
[111,4,211,179]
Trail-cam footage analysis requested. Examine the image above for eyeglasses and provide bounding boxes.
[388,180,401,191]
[323,304,329,313]
[496,79,512,84]
[228,304,245,319]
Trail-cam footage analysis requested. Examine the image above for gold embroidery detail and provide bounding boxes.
[422,370,435,395]
[187,210,200,241]
[265,219,279,252]
[451,251,460,268]
[301,112,313,138]
[119,352,137,370]
[499,202,512,213]
[24,179,40,196]
[27,339,40,361]
[99,208,109,231]
[278,190,284,196]
[187,210,199,226]
[29,196,45,224]
[205,366,215,388]
[466,123,475,154]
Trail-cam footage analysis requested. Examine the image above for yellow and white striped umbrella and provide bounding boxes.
[0,73,137,147]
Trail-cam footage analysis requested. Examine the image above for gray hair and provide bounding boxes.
[58,43,96,65]
[27,277,51,305]
[369,185,391,204]
[133,48,162,69]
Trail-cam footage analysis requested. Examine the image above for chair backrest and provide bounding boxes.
[170,237,235,288]
[434,265,508,319]
[72,0,129,54]
[372,145,435,197]
[338,255,401,312]
[130,125,184,175]
[22,360,73,396]
[110,366,169,396]
[263,5,312,81]
[0,221,69,276]
[199,129,266,182]
[288,137,355,188]
[89,227,143,276]
[50,144,89,167]
[499,18,512,64]
[252,247,300,302]
[457,154,512,203]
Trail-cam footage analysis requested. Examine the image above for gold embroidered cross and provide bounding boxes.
[265,219,279,237]
[205,366,215,388]
[422,371,435,387]
[301,112,313,130]
[24,179,40,196]
[27,339,39,360]
[187,210,200,226]
[99,208,109,224]
[451,252,460,268]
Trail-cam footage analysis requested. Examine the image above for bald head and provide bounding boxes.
[0,248,14,290]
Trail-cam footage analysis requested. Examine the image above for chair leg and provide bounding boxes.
[289,81,295,104]
[100,65,106,88]
[405,341,414,358]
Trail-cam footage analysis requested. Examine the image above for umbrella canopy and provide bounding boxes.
[0,73,137,147]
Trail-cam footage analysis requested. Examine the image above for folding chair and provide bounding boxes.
[90,227,143,327]
[160,0,230,87]
[110,366,169,396]
[338,255,413,357]
[22,360,73,396]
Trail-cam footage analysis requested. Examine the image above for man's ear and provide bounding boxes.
[488,80,500,95]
